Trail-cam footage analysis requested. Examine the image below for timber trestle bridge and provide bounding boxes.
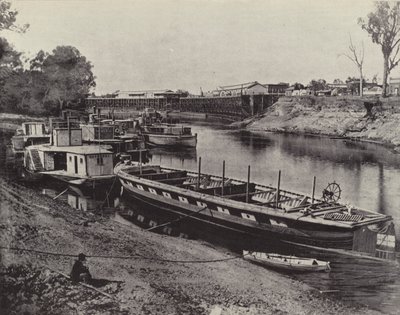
[85,94,281,119]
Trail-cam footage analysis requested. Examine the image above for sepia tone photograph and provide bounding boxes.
[1,0,400,314]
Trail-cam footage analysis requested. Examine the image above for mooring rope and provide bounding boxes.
[145,206,208,231]
[0,245,246,264]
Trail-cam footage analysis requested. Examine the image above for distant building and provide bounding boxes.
[389,77,400,96]
[263,83,289,94]
[363,86,383,96]
[213,81,288,97]
[285,86,295,96]
[214,81,267,97]
[114,89,183,99]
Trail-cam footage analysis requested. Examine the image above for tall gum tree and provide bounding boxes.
[359,1,400,97]
[30,46,96,114]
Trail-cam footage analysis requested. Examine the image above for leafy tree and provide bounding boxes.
[0,0,28,33]
[359,2,400,96]
[308,79,328,92]
[30,46,96,113]
[333,78,344,84]
[0,37,21,69]
[293,82,305,90]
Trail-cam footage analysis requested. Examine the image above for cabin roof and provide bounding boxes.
[33,145,112,155]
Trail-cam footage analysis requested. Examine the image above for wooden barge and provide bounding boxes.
[115,162,396,260]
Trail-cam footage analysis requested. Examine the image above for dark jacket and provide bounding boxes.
[70,260,90,282]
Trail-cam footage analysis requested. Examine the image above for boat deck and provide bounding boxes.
[116,164,391,228]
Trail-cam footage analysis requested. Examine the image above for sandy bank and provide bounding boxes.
[0,177,379,314]
[244,96,400,149]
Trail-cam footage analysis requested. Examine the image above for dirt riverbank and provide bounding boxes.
[0,176,382,315]
[242,96,400,150]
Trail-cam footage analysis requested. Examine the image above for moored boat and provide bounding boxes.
[11,122,51,154]
[114,161,397,260]
[141,123,197,148]
[243,250,331,272]
[24,128,115,187]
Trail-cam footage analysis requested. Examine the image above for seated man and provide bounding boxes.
[70,253,92,283]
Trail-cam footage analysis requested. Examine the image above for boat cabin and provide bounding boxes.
[52,128,82,146]
[21,122,46,136]
[26,145,114,177]
[144,124,192,136]
[81,124,115,142]
[11,122,50,153]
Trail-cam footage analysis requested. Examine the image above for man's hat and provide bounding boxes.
[78,253,86,261]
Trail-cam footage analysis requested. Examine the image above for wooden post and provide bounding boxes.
[276,170,281,209]
[246,165,250,203]
[139,144,142,175]
[311,176,316,205]
[221,160,225,196]
[197,157,201,190]
[67,116,71,146]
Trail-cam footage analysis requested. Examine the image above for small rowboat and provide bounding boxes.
[243,250,331,272]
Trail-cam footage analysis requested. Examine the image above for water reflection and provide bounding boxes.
[37,179,120,212]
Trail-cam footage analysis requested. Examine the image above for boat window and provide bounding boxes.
[80,158,83,164]
[136,184,144,191]
[69,156,72,162]
[97,155,104,165]
[148,188,157,195]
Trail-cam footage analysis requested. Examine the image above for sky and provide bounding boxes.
[2,0,390,95]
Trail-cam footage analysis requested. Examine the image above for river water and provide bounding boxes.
[2,123,400,313]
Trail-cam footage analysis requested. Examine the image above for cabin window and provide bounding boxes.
[163,192,172,199]
[97,155,104,165]
[178,196,189,204]
[80,158,83,164]
[148,188,157,195]
[69,156,72,162]
[197,201,207,208]
[136,184,144,191]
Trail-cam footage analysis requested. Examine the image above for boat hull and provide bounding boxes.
[243,252,330,272]
[115,163,396,260]
[44,172,115,187]
[144,134,197,148]
[118,175,356,250]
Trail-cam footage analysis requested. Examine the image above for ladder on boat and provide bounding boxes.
[29,149,43,171]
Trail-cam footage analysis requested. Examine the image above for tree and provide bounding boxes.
[293,82,305,90]
[0,0,29,33]
[30,46,96,113]
[341,36,364,96]
[333,78,344,84]
[359,2,400,97]
[308,79,328,92]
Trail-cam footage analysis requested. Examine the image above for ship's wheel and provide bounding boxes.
[322,182,341,203]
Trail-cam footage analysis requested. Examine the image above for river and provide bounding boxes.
[2,122,400,313]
